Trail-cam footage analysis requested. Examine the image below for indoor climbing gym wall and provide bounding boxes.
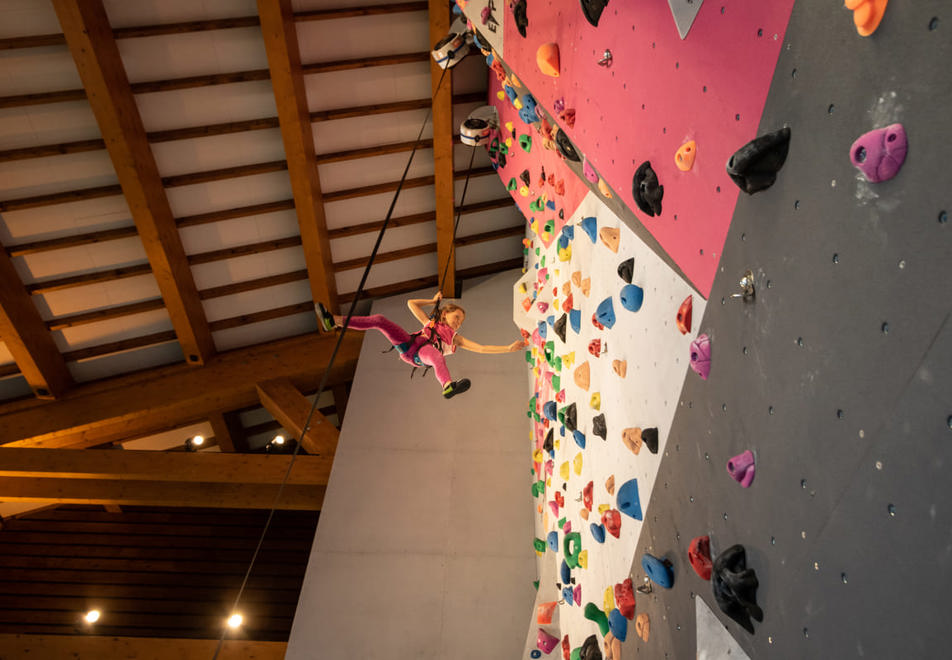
[460,0,952,658]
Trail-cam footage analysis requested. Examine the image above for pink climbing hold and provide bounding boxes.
[583,158,599,183]
[537,628,560,654]
[727,449,756,488]
[573,583,582,605]
[689,333,711,380]
[537,301,549,313]
[850,123,907,183]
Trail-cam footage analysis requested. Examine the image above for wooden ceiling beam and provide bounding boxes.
[0,244,72,398]
[430,0,456,298]
[0,636,287,660]
[52,0,215,366]
[258,0,338,312]
[207,412,238,452]
[323,166,494,203]
[301,51,428,74]
[0,331,362,449]
[256,378,338,457]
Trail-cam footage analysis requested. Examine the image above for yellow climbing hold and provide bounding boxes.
[590,392,601,410]
[558,245,572,262]
[604,587,615,613]
[514,98,524,110]
[573,452,583,475]
[519,282,528,294]
[520,185,530,197]
[532,448,544,463]
[562,352,575,368]
[505,137,513,149]
[554,436,561,451]
[598,503,611,515]
[597,178,613,198]
[505,121,514,133]
[560,461,571,481]
[497,90,506,101]
[578,549,588,569]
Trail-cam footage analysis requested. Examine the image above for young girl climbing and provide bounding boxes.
[318,292,527,399]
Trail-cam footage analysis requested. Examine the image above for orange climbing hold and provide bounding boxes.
[597,178,613,198]
[676,295,693,334]
[612,360,627,378]
[574,361,591,390]
[845,0,888,36]
[675,140,697,172]
[536,43,561,77]
[599,227,620,252]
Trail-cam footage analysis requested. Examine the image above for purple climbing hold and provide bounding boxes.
[850,123,907,183]
[727,450,756,488]
[537,628,560,654]
[583,158,599,183]
[689,333,711,380]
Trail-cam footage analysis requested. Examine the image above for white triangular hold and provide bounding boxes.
[667,0,704,40]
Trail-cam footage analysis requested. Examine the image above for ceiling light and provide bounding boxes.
[272,435,285,445]
[184,435,205,452]
[84,610,101,624]
[227,613,243,629]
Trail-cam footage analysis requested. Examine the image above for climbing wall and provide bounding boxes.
[459,0,952,658]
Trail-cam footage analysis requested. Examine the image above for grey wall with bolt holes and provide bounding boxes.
[626,1,951,658]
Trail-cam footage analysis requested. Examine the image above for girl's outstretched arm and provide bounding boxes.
[455,335,528,354]
[407,292,441,325]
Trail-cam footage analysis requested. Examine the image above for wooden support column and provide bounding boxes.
[256,378,338,457]
[0,635,286,659]
[0,244,72,398]
[331,383,350,423]
[207,412,237,452]
[52,0,215,365]
[429,0,457,297]
[257,0,338,312]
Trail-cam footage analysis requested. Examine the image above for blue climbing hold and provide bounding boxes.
[558,234,570,250]
[560,559,571,584]
[609,608,628,642]
[590,522,606,543]
[543,401,557,421]
[619,284,644,312]
[530,650,542,660]
[617,478,643,520]
[563,585,575,605]
[519,94,540,123]
[561,225,575,241]
[547,315,556,327]
[547,530,559,551]
[569,309,582,333]
[573,429,586,449]
[580,217,598,243]
[547,200,556,211]
[642,553,674,589]
[596,297,616,329]
[538,321,547,339]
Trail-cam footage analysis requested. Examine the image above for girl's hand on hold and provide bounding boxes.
[432,291,443,304]
[509,339,529,352]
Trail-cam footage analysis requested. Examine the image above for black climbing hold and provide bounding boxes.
[726,127,791,194]
[580,0,610,28]
[496,152,507,169]
[544,428,554,453]
[556,129,581,162]
[580,634,602,660]
[712,544,764,634]
[641,427,659,454]
[593,413,607,439]
[632,161,664,216]
[617,257,634,283]
[559,208,565,220]
[513,0,528,38]
[520,169,531,186]
[554,313,568,343]
[564,402,577,433]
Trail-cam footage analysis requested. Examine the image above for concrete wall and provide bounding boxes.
[286,270,535,660]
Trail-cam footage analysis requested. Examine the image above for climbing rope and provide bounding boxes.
[211,65,450,660]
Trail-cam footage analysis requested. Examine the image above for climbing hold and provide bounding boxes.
[689,333,712,380]
[573,584,582,607]
[537,301,549,313]
[569,309,582,334]
[642,553,674,589]
[622,428,642,455]
[592,413,607,439]
[564,402,577,432]
[580,278,591,296]
[602,509,621,537]
[537,43,560,77]
[617,478,643,520]
[573,452,583,475]
[559,461,570,481]
[590,523,606,543]
[612,360,627,378]
[598,227,620,252]
[573,430,586,448]
[544,428,554,453]
[574,361,590,390]
[555,129,581,162]
[582,480,594,510]
[726,127,791,194]
[675,140,697,171]
[580,0,610,27]
[635,613,651,641]
[579,217,598,243]
[846,0,889,36]
[579,634,601,660]
[561,559,571,584]
[558,108,576,128]
[538,628,560,654]
[617,258,634,283]
[547,530,560,551]
[543,400,557,421]
[504,85,518,103]
[536,600,559,626]
[507,177,518,191]
[615,578,636,619]
[588,339,603,358]
[532,480,545,497]
[850,123,907,183]
[562,293,574,312]
[727,449,756,488]
[676,295,693,334]
[534,537,547,553]
[712,544,764,634]
[530,650,542,660]
[584,603,610,636]
[641,427,659,454]
[563,586,575,605]
[605,475,615,495]
[520,94,541,124]
[603,587,615,614]
[609,609,628,642]
[597,178,613,199]
[689,535,713,581]
[564,532,583,568]
[577,549,588,569]
[512,0,529,37]
[520,169,532,186]
[583,158,599,183]
[595,297,616,329]
[619,284,644,312]
[590,392,601,410]
[520,133,533,152]
[632,161,664,217]
[553,314,567,342]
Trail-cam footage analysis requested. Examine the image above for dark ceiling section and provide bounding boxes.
[0,505,317,641]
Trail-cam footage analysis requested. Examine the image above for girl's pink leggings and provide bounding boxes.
[344,314,451,385]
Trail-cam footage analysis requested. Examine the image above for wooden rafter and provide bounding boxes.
[429,0,457,297]
[207,412,237,452]
[0,331,362,450]
[256,378,339,457]
[258,0,338,312]
[0,243,72,398]
[52,0,215,366]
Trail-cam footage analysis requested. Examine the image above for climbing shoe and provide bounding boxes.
[316,302,335,332]
[442,378,471,399]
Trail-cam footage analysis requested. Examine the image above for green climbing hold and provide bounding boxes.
[563,531,582,568]
[558,516,566,529]
[584,602,611,636]
[544,219,555,233]
[520,133,532,152]
[499,142,509,155]
[534,580,540,590]
[508,178,517,191]
[554,356,562,372]
[551,374,561,390]
[534,538,547,553]
[570,649,581,660]
[531,480,545,497]
[530,198,544,212]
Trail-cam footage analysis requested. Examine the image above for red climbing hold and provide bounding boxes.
[614,578,636,619]
[588,339,603,357]
[602,509,621,538]
[676,295,693,334]
[583,480,594,511]
[688,535,713,581]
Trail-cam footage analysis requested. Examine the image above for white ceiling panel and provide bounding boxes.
[55,307,173,352]
[0,149,117,200]
[0,375,31,401]
[0,195,130,243]
[335,252,437,294]
[455,235,523,270]
[35,274,162,319]
[322,184,435,230]
[103,0,258,29]
[0,0,61,38]
[151,128,287,178]
[313,108,432,154]
[178,209,300,255]
[134,80,277,132]
[0,101,99,149]
[190,245,306,291]
[303,62,430,111]
[68,341,184,383]
[330,221,435,264]
[296,12,428,62]
[317,149,434,193]
[15,235,147,282]
[165,170,292,217]
[0,46,79,97]
[212,309,316,352]
[202,279,311,323]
